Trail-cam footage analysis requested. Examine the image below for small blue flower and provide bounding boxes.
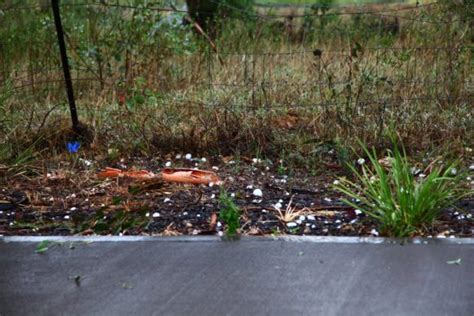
[67,141,81,154]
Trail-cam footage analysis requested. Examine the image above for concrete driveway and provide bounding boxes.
[1,236,473,316]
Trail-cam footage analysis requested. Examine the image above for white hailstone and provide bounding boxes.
[297,215,305,222]
[70,193,76,198]
[265,166,270,171]
[185,153,192,160]
[0,211,3,214]
[165,161,172,167]
[454,211,459,216]
[307,215,316,221]
[201,157,207,162]
[152,212,160,218]
[197,214,201,218]
[324,197,332,202]
[210,194,216,199]
[192,229,199,235]
[70,207,77,211]
[274,202,283,209]
[419,173,426,178]
[145,212,150,217]
[175,154,182,159]
[286,222,297,228]
[466,147,473,152]
[278,199,284,203]
[466,177,472,181]
[322,228,328,233]
[218,231,224,237]
[164,198,171,203]
[324,220,329,224]
[449,235,455,238]
[312,224,317,229]
[285,192,290,196]
[350,219,357,224]
[85,198,89,202]
[246,185,253,190]
[183,212,188,216]
[81,159,92,167]
[217,222,222,228]
[357,158,366,165]
[333,180,340,185]
[469,165,474,171]
[335,219,341,224]
[436,234,446,238]
[466,214,472,219]
[47,173,52,178]
[64,215,70,220]
[252,158,262,164]
[296,219,302,225]
[354,209,362,215]
[49,197,54,202]
[450,168,457,175]
[230,193,235,197]
[370,229,379,236]
[9,222,14,226]
[212,166,219,171]
[252,189,263,197]
[411,167,421,175]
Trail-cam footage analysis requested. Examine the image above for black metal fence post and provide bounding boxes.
[51,0,79,133]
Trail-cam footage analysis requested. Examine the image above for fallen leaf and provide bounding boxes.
[35,240,50,253]
[162,168,221,185]
[447,258,462,265]
[69,275,81,286]
[209,213,217,231]
[97,167,155,180]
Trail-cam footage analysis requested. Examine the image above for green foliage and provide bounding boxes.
[219,188,241,237]
[335,139,466,237]
[35,240,51,253]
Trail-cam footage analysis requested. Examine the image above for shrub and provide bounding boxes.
[335,139,465,237]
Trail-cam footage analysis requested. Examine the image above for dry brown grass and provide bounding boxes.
[0,2,472,167]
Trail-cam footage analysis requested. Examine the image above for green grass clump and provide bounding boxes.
[219,189,241,237]
[335,140,466,237]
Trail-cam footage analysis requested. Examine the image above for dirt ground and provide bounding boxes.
[1,153,473,238]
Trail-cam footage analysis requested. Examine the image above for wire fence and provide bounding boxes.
[0,1,472,129]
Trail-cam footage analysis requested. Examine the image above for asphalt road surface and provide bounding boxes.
[1,236,473,316]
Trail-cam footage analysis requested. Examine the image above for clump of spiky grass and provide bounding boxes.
[334,139,466,237]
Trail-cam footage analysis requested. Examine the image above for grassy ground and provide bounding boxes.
[0,1,472,174]
[0,1,472,237]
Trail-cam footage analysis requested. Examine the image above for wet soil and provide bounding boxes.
[1,155,473,238]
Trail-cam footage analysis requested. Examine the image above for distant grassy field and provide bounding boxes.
[256,0,426,5]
